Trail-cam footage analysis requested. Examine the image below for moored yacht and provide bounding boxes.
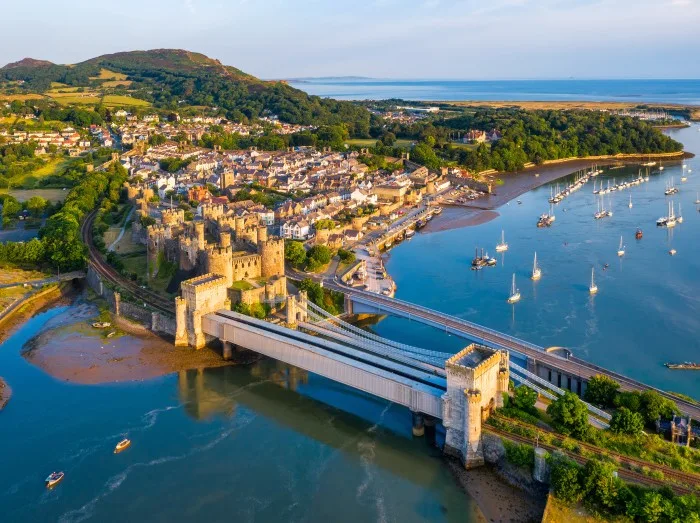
[617,236,625,257]
[531,252,542,281]
[495,230,508,252]
[507,274,521,303]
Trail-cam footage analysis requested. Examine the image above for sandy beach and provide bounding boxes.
[423,207,499,234]
[21,299,238,385]
[446,458,547,523]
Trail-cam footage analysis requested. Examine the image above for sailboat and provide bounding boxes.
[589,267,598,294]
[628,194,633,209]
[507,274,521,303]
[495,230,508,252]
[617,236,625,257]
[531,252,542,281]
[695,192,700,205]
[677,203,683,223]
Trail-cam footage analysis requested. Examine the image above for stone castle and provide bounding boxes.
[126,183,288,349]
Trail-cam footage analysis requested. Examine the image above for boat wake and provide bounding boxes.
[57,412,257,523]
[141,404,184,430]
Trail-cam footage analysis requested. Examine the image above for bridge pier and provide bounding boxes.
[411,411,425,437]
[222,341,233,361]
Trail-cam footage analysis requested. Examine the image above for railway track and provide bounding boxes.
[81,210,175,316]
[488,415,700,493]
[485,425,696,496]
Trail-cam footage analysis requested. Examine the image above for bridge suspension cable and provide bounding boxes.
[301,306,447,367]
[304,301,453,360]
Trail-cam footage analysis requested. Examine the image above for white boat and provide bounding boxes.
[695,192,700,205]
[507,274,521,303]
[628,195,633,209]
[677,203,683,224]
[114,438,131,453]
[589,268,598,294]
[46,471,64,488]
[617,236,625,257]
[681,175,688,182]
[669,249,677,256]
[531,252,542,281]
[495,230,508,252]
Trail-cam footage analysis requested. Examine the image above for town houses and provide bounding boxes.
[120,137,460,246]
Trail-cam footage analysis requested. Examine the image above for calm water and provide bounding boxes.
[0,307,476,523]
[289,78,700,104]
[375,125,700,398]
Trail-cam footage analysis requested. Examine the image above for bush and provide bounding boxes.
[547,392,590,438]
[338,248,356,263]
[550,458,584,503]
[307,244,332,265]
[503,440,535,469]
[610,407,645,436]
[512,384,538,414]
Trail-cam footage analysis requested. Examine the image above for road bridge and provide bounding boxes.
[334,284,700,419]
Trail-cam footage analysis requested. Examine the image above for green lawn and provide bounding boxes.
[230,280,255,291]
[345,138,415,149]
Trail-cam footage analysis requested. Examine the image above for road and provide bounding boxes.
[0,271,86,290]
[107,205,135,252]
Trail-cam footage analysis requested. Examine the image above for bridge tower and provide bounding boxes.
[443,344,509,469]
[175,274,230,348]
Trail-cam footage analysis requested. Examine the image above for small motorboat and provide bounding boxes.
[669,249,677,256]
[635,228,643,240]
[589,268,598,294]
[517,200,522,205]
[114,438,132,453]
[46,471,64,488]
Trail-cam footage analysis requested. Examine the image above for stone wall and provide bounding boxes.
[86,264,175,336]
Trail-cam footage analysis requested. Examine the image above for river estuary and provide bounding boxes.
[1,127,699,522]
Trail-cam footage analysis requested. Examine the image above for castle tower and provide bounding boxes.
[220,231,231,249]
[194,221,205,251]
[204,238,233,287]
[259,238,285,278]
[256,225,268,244]
[175,297,188,346]
[234,216,246,241]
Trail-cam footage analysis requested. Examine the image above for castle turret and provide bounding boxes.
[194,221,205,251]
[175,297,188,346]
[205,239,233,287]
[220,231,231,249]
[259,238,285,278]
[257,225,268,245]
[465,389,484,468]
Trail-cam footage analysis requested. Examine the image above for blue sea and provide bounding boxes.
[288,78,700,104]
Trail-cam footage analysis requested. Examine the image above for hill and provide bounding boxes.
[0,49,372,135]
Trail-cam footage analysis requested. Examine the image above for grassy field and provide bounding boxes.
[50,94,102,105]
[345,138,415,149]
[101,95,150,107]
[0,267,48,286]
[90,68,128,81]
[102,80,133,88]
[0,94,45,102]
[47,86,82,93]
[230,280,255,291]
[10,157,70,189]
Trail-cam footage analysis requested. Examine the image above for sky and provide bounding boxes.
[1,0,699,79]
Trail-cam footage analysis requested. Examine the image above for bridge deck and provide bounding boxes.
[202,310,444,418]
[336,284,700,419]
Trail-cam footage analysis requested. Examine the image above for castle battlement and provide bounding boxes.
[446,344,504,381]
[181,273,227,292]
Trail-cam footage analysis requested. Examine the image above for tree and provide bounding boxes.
[638,491,664,523]
[550,458,584,503]
[639,391,678,426]
[512,385,538,414]
[581,460,623,513]
[614,391,642,413]
[609,407,644,436]
[547,392,590,438]
[307,244,332,266]
[381,132,396,146]
[26,196,48,217]
[584,375,620,408]
[338,248,355,263]
[284,241,307,269]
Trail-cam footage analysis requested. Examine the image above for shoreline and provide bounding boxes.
[20,295,239,385]
[0,377,11,410]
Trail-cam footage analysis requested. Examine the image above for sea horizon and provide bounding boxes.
[286,78,700,105]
